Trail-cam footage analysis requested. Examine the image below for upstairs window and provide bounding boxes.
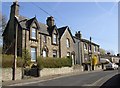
[89,45,92,51]
[43,35,47,43]
[31,27,37,39]
[84,43,87,50]
[94,46,97,52]
[53,33,57,44]
[66,38,70,48]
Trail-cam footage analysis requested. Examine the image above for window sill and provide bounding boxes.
[52,43,58,46]
[30,38,38,42]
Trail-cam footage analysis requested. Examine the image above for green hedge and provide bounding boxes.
[2,54,24,68]
[37,57,72,69]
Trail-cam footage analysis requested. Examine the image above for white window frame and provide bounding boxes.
[31,27,37,39]
[84,43,87,50]
[53,33,57,44]
[94,46,97,52]
[43,50,47,57]
[66,38,70,48]
[31,47,36,62]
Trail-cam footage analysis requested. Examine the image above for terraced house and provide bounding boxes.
[2,1,100,68]
[74,31,100,70]
[2,1,76,64]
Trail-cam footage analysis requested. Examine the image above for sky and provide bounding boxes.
[1,1,118,54]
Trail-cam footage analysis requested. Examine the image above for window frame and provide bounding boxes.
[67,52,70,58]
[52,33,57,44]
[31,47,37,62]
[53,50,57,58]
[84,43,87,50]
[94,46,97,52]
[66,38,70,48]
[43,35,47,43]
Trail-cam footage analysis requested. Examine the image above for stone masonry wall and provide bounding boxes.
[2,68,22,81]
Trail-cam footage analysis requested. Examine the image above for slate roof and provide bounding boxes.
[39,22,49,35]
[58,26,75,43]
[81,38,99,46]
[18,15,49,35]
[47,25,57,36]
[18,15,28,29]
[58,26,67,39]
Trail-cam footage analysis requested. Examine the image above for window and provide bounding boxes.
[31,27,37,39]
[43,50,47,57]
[66,38,70,48]
[53,50,57,58]
[89,45,92,51]
[43,35,47,43]
[53,34,57,44]
[31,47,36,62]
[84,43,87,50]
[94,46,97,52]
[67,52,70,58]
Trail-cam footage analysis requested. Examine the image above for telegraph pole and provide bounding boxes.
[89,37,92,71]
[12,21,18,80]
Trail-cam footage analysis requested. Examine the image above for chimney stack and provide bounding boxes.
[75,31,82,39]
[46,16,55,27]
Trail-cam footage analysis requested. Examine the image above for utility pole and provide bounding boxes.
[12,20,18,80]
[89,37,92,71]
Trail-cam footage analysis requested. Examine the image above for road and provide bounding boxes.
[17,70,119,87]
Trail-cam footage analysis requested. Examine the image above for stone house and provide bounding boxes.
[74,31,100,70]
[2,1,101,68]
[2,1,75,63]
[58,26,75,65]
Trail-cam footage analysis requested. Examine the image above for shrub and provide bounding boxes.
[37,57,72,69]
[22,49,31,67]
[2,54,24,68]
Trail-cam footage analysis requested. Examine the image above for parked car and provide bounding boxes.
[105,63,118,70]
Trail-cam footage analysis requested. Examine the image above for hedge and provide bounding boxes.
[1,54,24,68]
[37,57,72,69]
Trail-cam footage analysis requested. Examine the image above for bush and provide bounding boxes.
[37,57,72,69]
[2,54,24,68]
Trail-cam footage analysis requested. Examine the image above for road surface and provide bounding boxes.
[17,70,119,86]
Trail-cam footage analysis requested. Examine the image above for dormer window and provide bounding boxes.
[66,38,70,48]
[31,27,37,39]
[53,33,57,44]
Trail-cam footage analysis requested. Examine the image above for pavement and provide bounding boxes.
[2,69,103,86]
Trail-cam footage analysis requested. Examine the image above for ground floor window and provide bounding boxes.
[53,50,57,58]
[31,47,36,62]
[67,52,70,58]
[43,50,47,57]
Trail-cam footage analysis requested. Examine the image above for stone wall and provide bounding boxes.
[40,67,73,77]
[2,68,22,81]
[2,65,102,81]
[40,66,84,77]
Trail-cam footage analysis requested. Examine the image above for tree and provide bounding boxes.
[0,12,7,32]
[99,48,106,55]
[0,12,7,47]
